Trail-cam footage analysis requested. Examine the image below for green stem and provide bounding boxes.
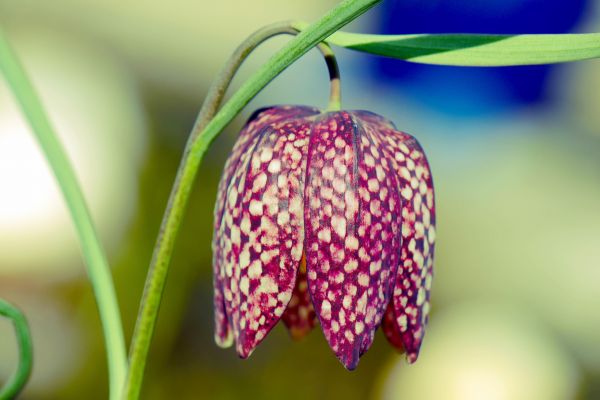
[124,22,301,400]
[0,299,32,400]
[318,42,341,111]
[0,28,127,400]
[124,1,377,398]
[191,21,341,144]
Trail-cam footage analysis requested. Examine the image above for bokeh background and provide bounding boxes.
[1,1,599,399]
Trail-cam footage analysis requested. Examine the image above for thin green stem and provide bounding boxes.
[190,21,341,144]
[0,299,32,400]
[0,28,127,400]
[124,22,301,400]
[192,21,304,141]
[318,42,341,111]
[124,1,377,398]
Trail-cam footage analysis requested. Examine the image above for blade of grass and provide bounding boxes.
[0,28,127,400]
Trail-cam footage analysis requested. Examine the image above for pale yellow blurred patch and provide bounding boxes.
[433,129,600,369]
[0,0,339,94]
[376,302,579,400]
[0,24,147,279]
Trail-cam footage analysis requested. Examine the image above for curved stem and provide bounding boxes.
[0,28,127,400]
[124,0,375,397]
[0,299,33,400]
[189,21,341,145]
[317,42,341,111]
[124,23,296,400]
[125,21,341,400]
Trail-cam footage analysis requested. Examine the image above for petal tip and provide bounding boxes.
[406,352,419,364]
[236,342,256,359]
[215,333,234,349]
[333,341,363,371]
[340,355,360,371]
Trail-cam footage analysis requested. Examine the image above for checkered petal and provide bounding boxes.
[213,109,269,347]
[212,106,435,368]
[214,109,317,358]
[212,106,319,348]
[304,112,402,370]
[356,111,436,363]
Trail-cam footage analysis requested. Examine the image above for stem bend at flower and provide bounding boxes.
[0,299,33,400]
[124,0,378,397]
[0,27,127,400]
[188,21,341,146]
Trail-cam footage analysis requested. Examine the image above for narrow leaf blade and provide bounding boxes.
[292,22,600,66]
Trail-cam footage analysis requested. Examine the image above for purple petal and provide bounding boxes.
[282,255,317,339]
[213,110,266,347]
[381,302,405,352]
[304,112,402,370]
[361,113,436,363]
[216,113,315,358]
[212,106,318,348]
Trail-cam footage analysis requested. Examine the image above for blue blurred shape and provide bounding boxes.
[373,0,589,116]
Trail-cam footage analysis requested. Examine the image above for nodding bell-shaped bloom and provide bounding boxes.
[212,105,435,370]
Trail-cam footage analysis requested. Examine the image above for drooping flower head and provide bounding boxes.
[212,105,435,369]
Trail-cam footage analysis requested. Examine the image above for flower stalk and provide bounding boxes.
[122,0,372,394]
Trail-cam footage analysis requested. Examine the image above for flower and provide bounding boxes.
[212,105,435,370]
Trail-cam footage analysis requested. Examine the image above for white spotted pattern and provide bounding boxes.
[304,112,401,370]
[212,107,436,368]
[356,111,436,363]
[212,106,319,352]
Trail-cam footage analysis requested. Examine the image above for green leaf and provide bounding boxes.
[293,22,600,66]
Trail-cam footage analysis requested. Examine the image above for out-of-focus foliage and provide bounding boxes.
[0,1,599,399]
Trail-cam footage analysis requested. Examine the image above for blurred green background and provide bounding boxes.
[1,1,599,399]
